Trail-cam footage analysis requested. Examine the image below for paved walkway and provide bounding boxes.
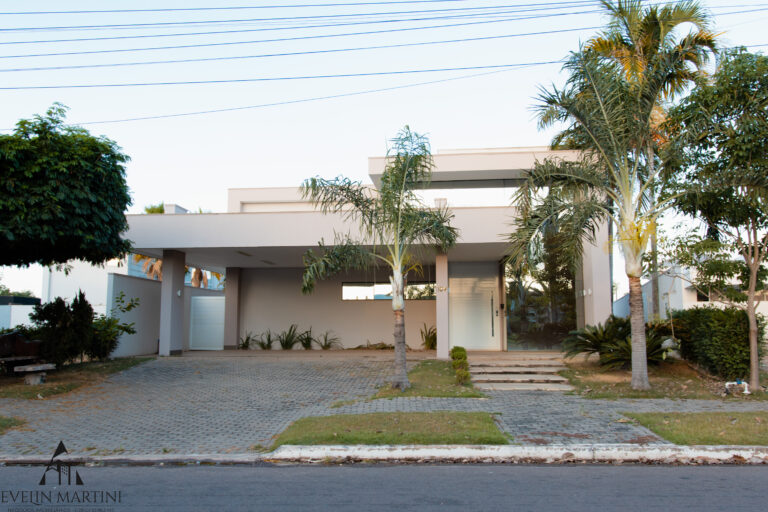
[1,353,766,455]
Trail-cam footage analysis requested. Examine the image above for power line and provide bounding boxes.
[0,1,746,46]
[0,26,597,72]
[0,18,594,59]
[0,1,602,16]
[0,1,467,15]
[66,65,554,126]
[0,3,597,32]
[0,61,563,90]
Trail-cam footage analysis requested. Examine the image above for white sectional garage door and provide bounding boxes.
[189,296,225,350]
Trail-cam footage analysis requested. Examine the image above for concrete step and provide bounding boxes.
[470,374,569,384]
[469,360,563,368]
[469,366,565,374]
[475,382,574,392]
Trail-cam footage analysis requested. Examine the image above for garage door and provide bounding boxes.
[189,296,225,350]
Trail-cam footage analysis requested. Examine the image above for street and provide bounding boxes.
[1,463,766,511]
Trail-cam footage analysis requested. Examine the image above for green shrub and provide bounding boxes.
[563,315,630,359]
[669,307,765,380]
[298,328,315,350]
[88,292,138,361]
[450,346,467,360]
[31,293,92,366]
[256,330,275,350]
[452,358,468,371]
[238,331,256,349]
[316,331,341,350]
[420,324,437,350]
[455,369,471,385]
[277,324,300,350]
[598,327,669,370]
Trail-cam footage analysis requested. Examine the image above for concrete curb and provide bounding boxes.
[2,444,767,466]
[266,444,768,464]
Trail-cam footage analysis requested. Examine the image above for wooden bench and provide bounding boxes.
[14,363,56,385]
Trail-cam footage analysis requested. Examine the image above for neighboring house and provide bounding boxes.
[124,147,613,359]
[0,295,40,330]
[613,266,768,321]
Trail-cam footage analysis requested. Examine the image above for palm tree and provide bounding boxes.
[586,0,717,317]
[509,50,677,389]
[301,126,458,390]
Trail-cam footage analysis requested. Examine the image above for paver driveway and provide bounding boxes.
[2,352,767,455]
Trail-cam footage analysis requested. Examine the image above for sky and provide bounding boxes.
[1,0,767,297]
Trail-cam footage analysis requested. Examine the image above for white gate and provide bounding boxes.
[189,296,225,350]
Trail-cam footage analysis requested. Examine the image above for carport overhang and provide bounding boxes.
[126,207,517,358]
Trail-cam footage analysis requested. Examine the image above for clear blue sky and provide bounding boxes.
[1,0,766,296]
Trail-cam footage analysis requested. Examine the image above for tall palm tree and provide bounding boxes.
[586,0,717,317]
[509,50,677,389]
[301,126,458,390]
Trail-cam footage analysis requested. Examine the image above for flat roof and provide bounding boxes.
[368,147,579,189]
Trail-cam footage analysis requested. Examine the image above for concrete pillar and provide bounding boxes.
[576,221,612,327]
[223,267,241,349]
[159,250,186,356]
[436,253,450,360]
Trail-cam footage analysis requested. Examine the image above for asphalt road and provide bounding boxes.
[1,464,766,511]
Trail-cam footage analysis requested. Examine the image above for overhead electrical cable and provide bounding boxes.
[0,27,597,72]
[0,3,604,32]
[0,61,563,90]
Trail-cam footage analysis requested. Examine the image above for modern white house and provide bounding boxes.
[122,146,613,359]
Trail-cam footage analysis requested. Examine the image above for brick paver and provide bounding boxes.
[1,354,766,455]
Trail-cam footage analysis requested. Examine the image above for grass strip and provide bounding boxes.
[625,411,768,445]
[272,411,508,448]
[0,415,25,435]
[561,359,768,400]
[374,360,485,398]
[0,356,153,399]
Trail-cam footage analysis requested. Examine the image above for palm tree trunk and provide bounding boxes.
[392,309,410,390]
[650,230,660,318]
[628,276,650,390]
[647,146,661,319]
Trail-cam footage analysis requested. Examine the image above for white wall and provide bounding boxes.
[43,259,127,316]
[108,273,161,357]
[0,305,36,330]
[239,268,436,349]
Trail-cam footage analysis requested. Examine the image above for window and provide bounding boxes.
[342,282,435,301]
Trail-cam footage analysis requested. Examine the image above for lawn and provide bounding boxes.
[271,411,508,448]
[374,360,485,399]
[561,359,768,400]
[0,415,25,435]
[626,412,768,445]
[0,357,153,399]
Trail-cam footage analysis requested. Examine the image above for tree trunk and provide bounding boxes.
[392,309,410,390]
[628,276,650,390]
[647,146,660,319]
[650,229,660,319]
[746,259,760,391]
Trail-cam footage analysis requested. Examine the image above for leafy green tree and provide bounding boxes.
[0,104,132,267]
[301,126,458,390]
[0,280,35,298]
[509,50,675,389]
[586,0,717,318]
[664,49,768,390]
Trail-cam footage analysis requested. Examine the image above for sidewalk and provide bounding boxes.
[1,355,767,458]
